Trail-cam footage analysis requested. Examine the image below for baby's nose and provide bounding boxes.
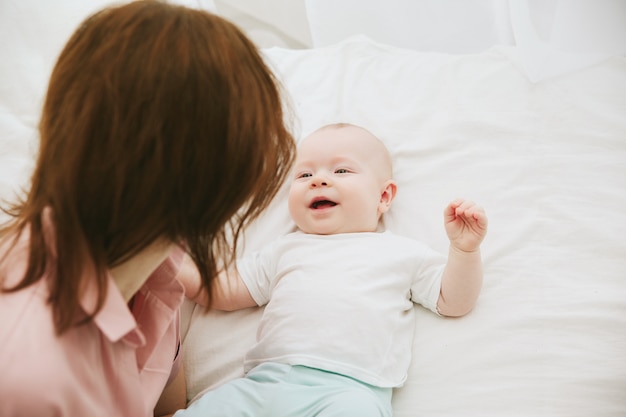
[310,174,330,187]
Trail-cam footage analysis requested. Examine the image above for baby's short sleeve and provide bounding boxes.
[236,245,277,306]
[409,242,446,315]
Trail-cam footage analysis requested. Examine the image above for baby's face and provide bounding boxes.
[288,125,394,235]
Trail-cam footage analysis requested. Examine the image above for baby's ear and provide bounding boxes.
[378,180,397,214]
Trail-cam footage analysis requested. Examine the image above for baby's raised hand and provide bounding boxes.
[444,199,488,253]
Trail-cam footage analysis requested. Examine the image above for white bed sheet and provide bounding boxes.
[181,37,626,416]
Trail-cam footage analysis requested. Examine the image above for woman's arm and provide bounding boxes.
[154,363,186,417]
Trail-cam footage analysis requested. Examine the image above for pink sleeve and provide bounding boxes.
[167,307,183,385]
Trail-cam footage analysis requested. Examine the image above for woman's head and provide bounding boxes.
[2,0,295,332]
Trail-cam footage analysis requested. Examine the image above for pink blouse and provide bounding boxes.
[0,231,185,416]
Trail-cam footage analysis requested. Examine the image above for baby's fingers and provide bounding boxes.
[446,199,488,231]
[444,198,466,221]
[448,199,478,219]
[464,204,488,228]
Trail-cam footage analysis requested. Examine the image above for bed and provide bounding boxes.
[1,1,625,416]
[180,36,626,416]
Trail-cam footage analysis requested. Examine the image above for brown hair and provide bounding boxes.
[0,0,295,333]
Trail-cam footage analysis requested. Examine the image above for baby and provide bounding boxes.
[177,123,488,417]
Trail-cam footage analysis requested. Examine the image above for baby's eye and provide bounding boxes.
[298,173,312,178]
[335,168,349,174]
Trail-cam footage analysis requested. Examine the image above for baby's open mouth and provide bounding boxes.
[310,200,337,209]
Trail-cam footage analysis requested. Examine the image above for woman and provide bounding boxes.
[0,1,295,416]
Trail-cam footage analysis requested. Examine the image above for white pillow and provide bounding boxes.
[304,0,626,82]
[304,0,513,53]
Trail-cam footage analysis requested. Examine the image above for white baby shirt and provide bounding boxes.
[236,230,445,388]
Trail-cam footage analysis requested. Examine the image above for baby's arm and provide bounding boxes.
[176,254,257,311]
[437,199,488,317]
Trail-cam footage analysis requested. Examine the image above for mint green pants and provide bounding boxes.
[176,362,393,417]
